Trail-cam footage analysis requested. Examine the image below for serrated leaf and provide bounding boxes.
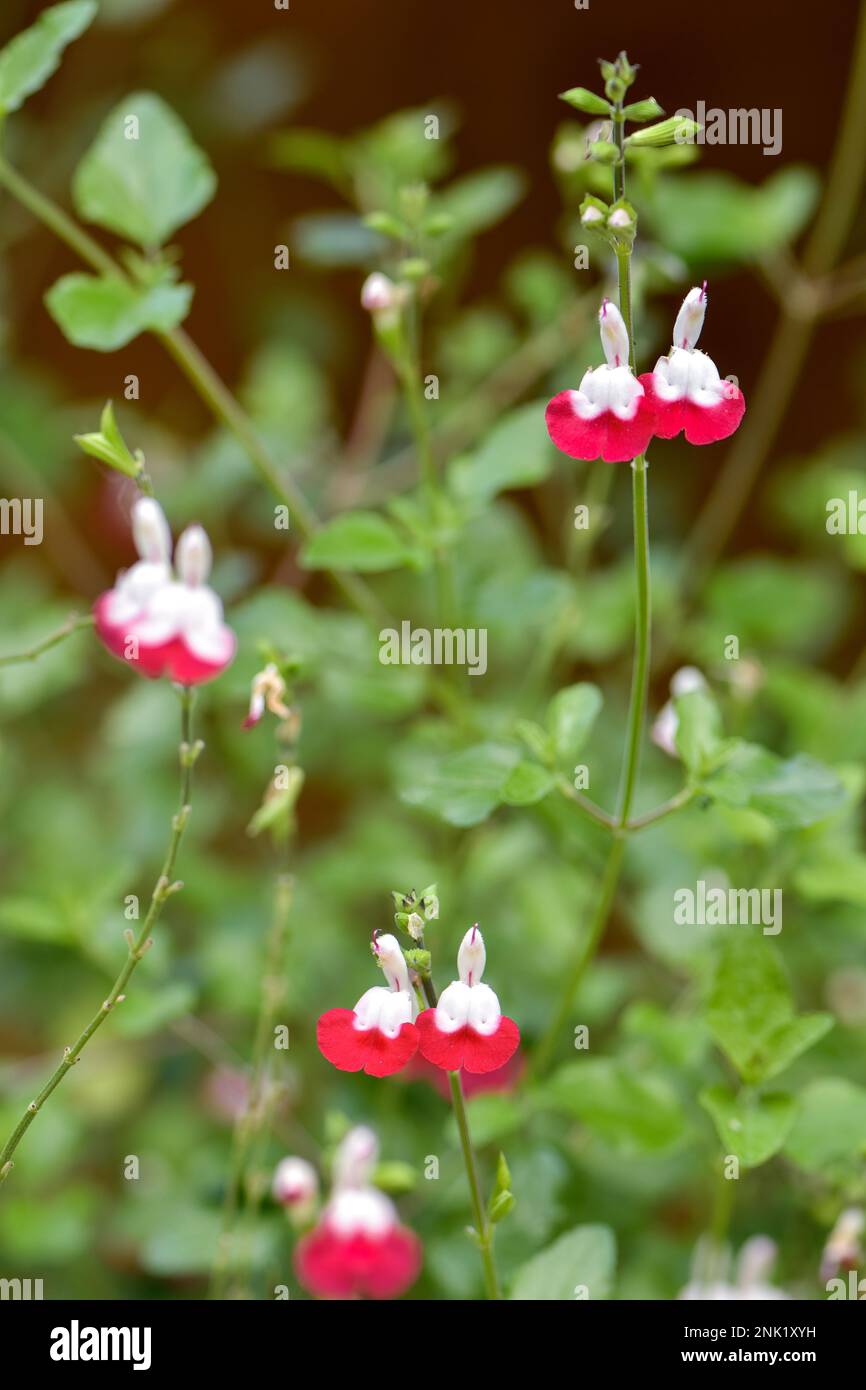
[783,1078,866,1174]
[448,401,553,505]
[542,1059,686,1153]
[547,682,603,764]
[0,1,97,116]
[700,1086,796,1168]
[300,511,418,573]
[401,742,520,827]
[702,742,846,828]
[73,91,217,247]
[705,935,833,1084]
[45,273,193,350]
[510,1224,615,1301]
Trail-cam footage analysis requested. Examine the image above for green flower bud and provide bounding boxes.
[623,97,665,122]
[589,139,620,165]
[558,86,612,117]
[626,116,701,148]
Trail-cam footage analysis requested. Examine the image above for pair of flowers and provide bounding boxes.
[546,285,746,463]
[317,926,520,1078]
[94,497,235,685]
[274,1126,421,1300]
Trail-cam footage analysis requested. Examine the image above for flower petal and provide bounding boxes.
[416,1011,521,1074]
[546,391,655,463]
[639,373,745,445]
[295,1224,420,1299]
[316,1008,418,1077]
[462,1015,521,1074]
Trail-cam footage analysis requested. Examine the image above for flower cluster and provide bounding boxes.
[316,926,520,1078]
[94,497,235,685]
[275,1126,421,1300]
[546,285,745,463]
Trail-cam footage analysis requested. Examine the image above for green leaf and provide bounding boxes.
[510,1224,615,1300]
[45,273,193,350]
[702,742,846,828]
[783,1078,866,1174]
[73,92,217,247]
[650,168,820,264]
[74,400,143,478]
[434,166,526,238]
[558,87,611,117]
[705,936,833,1084]
[401,742,521,827]
[674,687,724,778]
[547,682,603,764]
[542,1059,686,1153]
[292,211,384,266]
[0,1,97,116]
[501,760,555,806]
[300,511,418,573]
[114,980,198,1038]
[700,1086,797,1168]
[448,401,553,505]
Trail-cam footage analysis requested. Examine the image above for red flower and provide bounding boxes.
[638,284,745,446]
[295,1188,421,1300]
[292,1126,421,1300]
[94,499,235,686]
[316,933,419,1078]
[546,299,656,463]
[416,926,520,1075]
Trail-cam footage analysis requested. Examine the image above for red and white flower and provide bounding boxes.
[294,1126,421,1300]
[317,933,420,1077]
[94,498,235,685]
[416,926,520,1075]
[546,299,656,463]
[639,284,746,445]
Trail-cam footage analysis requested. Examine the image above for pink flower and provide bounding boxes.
[416,926,520,1075]
[638,284,746,445]
[294,1126,421,1300]
[316,933,420,1078]
[94,498,235,685]
[408,1049,524,1100]
[273,1156,319,1219]
[545,299,656,463]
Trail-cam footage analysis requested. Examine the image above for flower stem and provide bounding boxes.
[211,873,294,1299]
[0,150,386,627]
[0,686,199,1188]
[0,612,93,666]
[418,972,499,1299]
[536,95,653,1074]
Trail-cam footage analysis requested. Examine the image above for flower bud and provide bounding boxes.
[132,497,172,565]
[333,1125,379,1189]
[558,86,611,117]
[273,1156,318,1216]
[361,272,399,313]
[672,284,707,350]
[457,924,486,987]
[599,298,630,368]
[175,524,212,586]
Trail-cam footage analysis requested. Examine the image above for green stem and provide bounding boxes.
[211,873,294,1299]
[627,785,695,831]
[399,350,459,633]
[0,687,198,1187]
[538,97,653,1073]
[0,612,93,667]
[0,151,386,628]
[419,972,499,1299]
